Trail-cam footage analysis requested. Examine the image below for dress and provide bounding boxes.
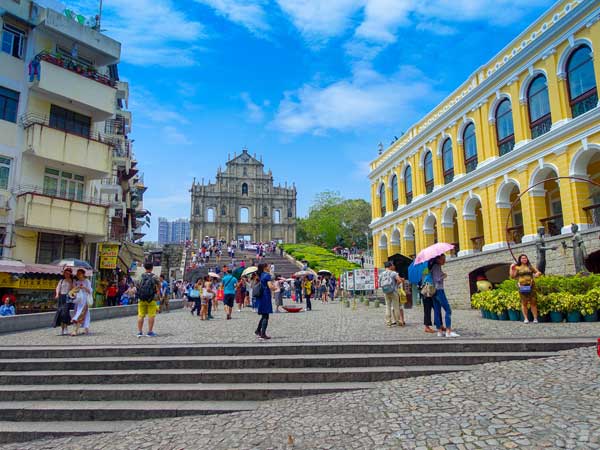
[515,264,536,303]
[53,279,72,328]
[257,273,273,315]
[71,279,92,329]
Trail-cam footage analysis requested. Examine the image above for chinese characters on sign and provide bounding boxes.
[99,244,119,270]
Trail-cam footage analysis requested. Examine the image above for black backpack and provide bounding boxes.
[252,280,264,299]
[139,273,156,301]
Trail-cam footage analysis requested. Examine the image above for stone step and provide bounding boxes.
[0,400,258,422]
[0,352,558,372]
[0,338,590,359]
[0,382,374,402]
[0,365,471,385]
[0,420,134,444]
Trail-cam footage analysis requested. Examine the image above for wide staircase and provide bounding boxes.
[236,249,300,278]
[0,339,594,444]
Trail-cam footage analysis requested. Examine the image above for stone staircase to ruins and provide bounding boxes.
[237,249,301,278]
[0,338,594,444]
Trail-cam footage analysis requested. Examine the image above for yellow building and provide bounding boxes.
[0,1,145,266]
[369,0,600,305]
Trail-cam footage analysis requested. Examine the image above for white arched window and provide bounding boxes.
[273,209,281,224]
[206,208,215,223]
[240,207,249,223]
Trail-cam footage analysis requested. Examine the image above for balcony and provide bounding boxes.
[14,186,108,237]
[22,115,113,177]
[37,8,121,66]
[30,52,116,119]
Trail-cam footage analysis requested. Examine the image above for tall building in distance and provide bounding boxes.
[190,149,297,243]
[158,217,190,244]
[369,0,600,305]
[0,1,149,265]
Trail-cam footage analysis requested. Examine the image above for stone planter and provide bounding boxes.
[549,311,564,323]
[498,310,509,321]
[583,312,597,322]
[566,311,582,323]
[508,309,520,321]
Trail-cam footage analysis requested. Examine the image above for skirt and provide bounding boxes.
[53,294,71,328]
[72,302,91,328]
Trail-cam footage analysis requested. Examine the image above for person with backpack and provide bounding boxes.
[136,263,160,337]
[378,261,405,327]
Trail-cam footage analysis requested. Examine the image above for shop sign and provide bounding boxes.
[0,273,56,290]
[99,243,120,269]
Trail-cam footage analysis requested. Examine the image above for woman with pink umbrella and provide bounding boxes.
[415,243,459,338]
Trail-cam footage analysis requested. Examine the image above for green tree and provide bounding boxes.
[297,191,371,249]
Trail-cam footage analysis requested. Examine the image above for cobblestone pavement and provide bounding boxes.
[1,345,598,450]
[1,299,600,345]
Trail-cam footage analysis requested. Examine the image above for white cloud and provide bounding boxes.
[69,0,205,67]
[272,65,435,135]
[240,92,265,123]
[195,0,269,33]
[162,126,192,145]
[275,0,363,44]
[275,0,553,52]
[129,88,189,125]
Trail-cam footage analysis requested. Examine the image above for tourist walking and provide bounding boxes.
[53,268,73,335]
[235,277,246,312]
[429,255,459,337]
[378,261,405,327]
[71,269,92,336]
[294,277,302,303]
[190,279,202,316]
[254,263,274,339]
[221,267,237,320]
[274,277,284,313]
[510,254,541,323]
[201,276,215,320]
[159,275,170,313]
[303,276,313,311]
[328,276,337,302]
[136,263,160,337]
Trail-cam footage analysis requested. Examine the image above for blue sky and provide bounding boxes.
[66,0,555,241]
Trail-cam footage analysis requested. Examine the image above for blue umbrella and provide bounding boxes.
[407,261,428,284]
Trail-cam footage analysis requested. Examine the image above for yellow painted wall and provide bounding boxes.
[369,11,600,264]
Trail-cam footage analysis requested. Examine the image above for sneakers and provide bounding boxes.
[446,331,460,338]
[533,319,539,323]
[260,334,272,340]
[136,332,144,338]
[146,331,158,337]
[523,319,530,324]
[437,331,444,337]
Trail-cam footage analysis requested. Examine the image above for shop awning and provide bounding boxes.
[0,260,92,276]
[118,241,144,273]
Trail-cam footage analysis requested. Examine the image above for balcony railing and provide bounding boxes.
[21,113,118,147]
[14,185,109,207]
[506,225,524,244]
[540,214,563,237]
[583,203,600,228]
[32,51,116,88]
[470,235,484,252]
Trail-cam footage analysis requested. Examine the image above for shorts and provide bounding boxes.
[138,300,157,318]
[223,294,235,308]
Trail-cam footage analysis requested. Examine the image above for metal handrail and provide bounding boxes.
[13,185,110,207]
[34,51,117,88]
[21,113,119,147]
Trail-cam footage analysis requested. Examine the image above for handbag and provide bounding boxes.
[519,284,532,294]
[216,289,225,301]
[398,287,408,305]
[420,282,436,298]
[189,289,200,298]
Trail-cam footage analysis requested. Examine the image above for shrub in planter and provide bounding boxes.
[508,309,520,321]
[498,310,509,321]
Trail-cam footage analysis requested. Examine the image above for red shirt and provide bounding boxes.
[107,286,118,297]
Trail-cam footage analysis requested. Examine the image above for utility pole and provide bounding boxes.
[94,0,103,31]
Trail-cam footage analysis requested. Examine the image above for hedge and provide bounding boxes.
[281,244,360,277]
